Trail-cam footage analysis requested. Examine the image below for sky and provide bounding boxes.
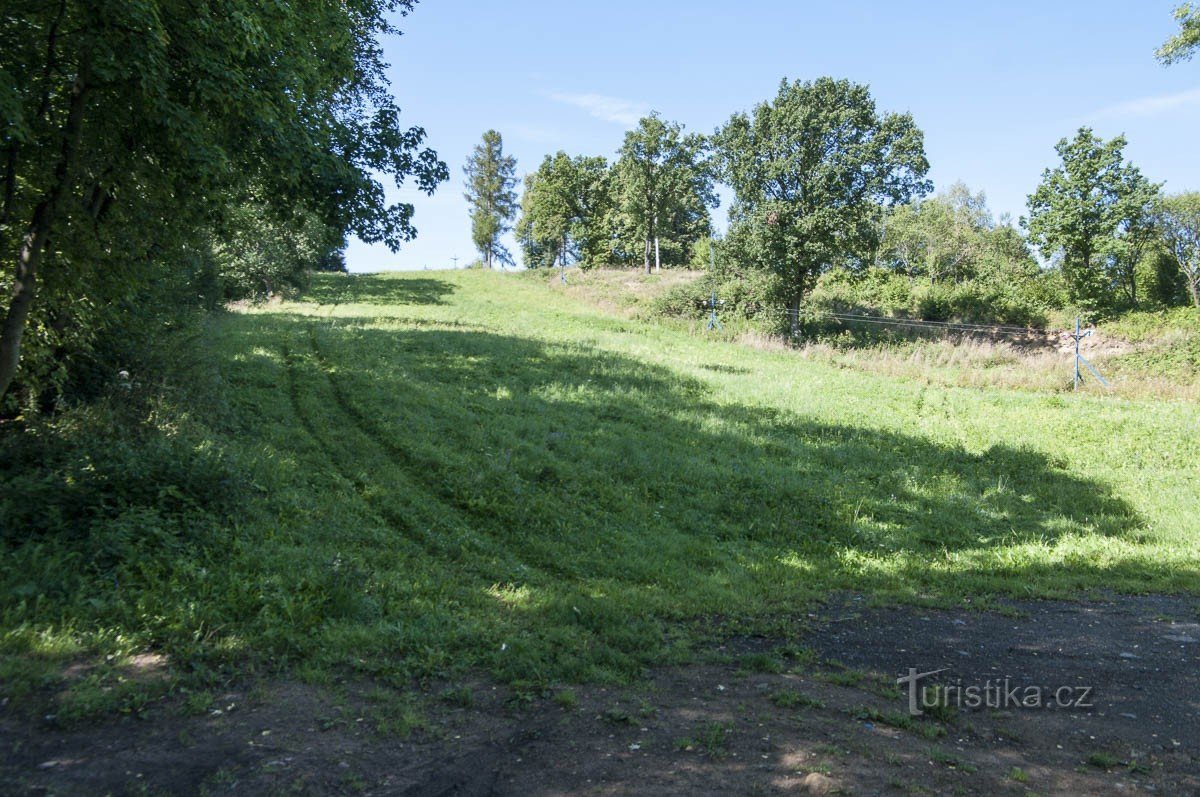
[344,1,1200,272]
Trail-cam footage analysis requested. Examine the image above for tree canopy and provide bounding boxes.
[612,114,715,273]
[1024,128,1160,312]
[715,77,931,331]
[463,130,519,269]
[515,152,612,270]
[1157,3,1200,64]
[1157,192,1200,306]
[0,0,447,406]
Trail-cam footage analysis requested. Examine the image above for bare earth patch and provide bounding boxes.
[3,595,1197,796]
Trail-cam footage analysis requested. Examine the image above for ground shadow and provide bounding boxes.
[239,314,1147,598]
[0,306,1158,703]
[302,273,456,306]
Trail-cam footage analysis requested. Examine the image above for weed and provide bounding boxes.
[928,746,976,772]
[769,690,824,710]
[438,686,474,709]
[1086,751,1121,769]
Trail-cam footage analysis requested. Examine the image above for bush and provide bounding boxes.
[808,267,1056,328]
[651,268,786,332]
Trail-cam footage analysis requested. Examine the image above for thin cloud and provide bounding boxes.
[546,91,650,126]
[1094,87,1200,118]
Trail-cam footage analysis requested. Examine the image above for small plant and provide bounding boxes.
[738,652,784,674]
[916,686,960,723]
[927,746,976,772]
[506,680,541,708]
[438,686,474,709]
[815,669,864,688]
[851,704,910,728]
[553,689,579,710]
[601,705,639,726]
[1009,766,1029,782]
[1086,751,1121,769]
[769,689,824,709]
[181,690,215,717]
[695,721,732,758]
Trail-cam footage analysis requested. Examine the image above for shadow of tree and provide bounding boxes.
[303,273,456,306]
[214,310,1152,679]
[1,307,1152,691]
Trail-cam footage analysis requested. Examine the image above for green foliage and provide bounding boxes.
[211,200,345,301]
[0,0,447,405]
[1024,128,1161,315]
[878,183,1040,291]
[769,690,824,709]
[612,114,715,271]
[516,152,612,269]
[808,267,1056,328]
[715,77,931,326]
[1157,3,1200,64]
[463,130,519,269]
[651,261,784,332]
[1156,192,1200,306]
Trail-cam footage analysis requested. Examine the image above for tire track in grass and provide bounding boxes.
[304,326,575,582]
[282,341,423,556]
[283,338,499,575]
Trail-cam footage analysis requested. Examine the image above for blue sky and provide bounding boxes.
[345,1,1200,272]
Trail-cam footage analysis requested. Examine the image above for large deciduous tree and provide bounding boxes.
[1024,128,1160,313]
[515,152,612,270]
[463,130,518,269]
[1158,192,1200,306]
[0,0,447,405]
[612,114,715,274]
[715,77,931,333]
[1157,3,1200,64]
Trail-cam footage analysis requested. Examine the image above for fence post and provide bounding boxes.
[1070,316,1110,390]
[1080,316,1089,391]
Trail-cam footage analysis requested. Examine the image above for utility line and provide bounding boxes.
[754,306,1050,337]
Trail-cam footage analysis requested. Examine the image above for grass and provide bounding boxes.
[768,689,824,710]
[1,269,1198,719]
[560,268,1200,401]
[675,721,732,758]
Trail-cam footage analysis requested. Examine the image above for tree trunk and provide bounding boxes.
[0,202,55,401]
[654,236,661,274]
[0,72,87,402]
[643,238,651,274]
[787,296,801,338]
[1187,274,1200,308]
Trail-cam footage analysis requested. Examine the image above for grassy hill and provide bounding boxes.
[2,269,1197,719]
[551,267,1200,400]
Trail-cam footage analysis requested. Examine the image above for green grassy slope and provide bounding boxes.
[3,270,1198,710]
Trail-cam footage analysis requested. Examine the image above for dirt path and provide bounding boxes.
[3,595,1197,796]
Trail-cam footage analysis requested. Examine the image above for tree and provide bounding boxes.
[1024,128,1160,313]
[1157,3,1200,64]
[715,77,931,333]
[882,183,991,283]
[210,198,344,300]
[1158,192,1200,306]
[463,130,518,269]
[515,152,612,269]
[612,114,715,273]
[0,0,447,405]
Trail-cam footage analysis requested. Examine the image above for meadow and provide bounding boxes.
[1,269,1197,718]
